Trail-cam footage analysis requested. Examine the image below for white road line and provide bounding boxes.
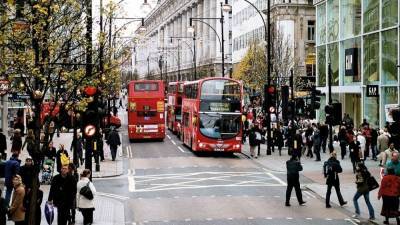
[304,190,316,198]
[265,170,287,186]
[128,169,136,192]
[206,218,213,221]
[227,218,233,220]
[286,217,293,220]
[325,218,332,220]
[265,217,273,220]
[273,195,280,198]
[96,192,129,200]
[178,146,186,153]
[306,218,313,220]
[125,146,129,157]
[184,219,191,222]
[345,218,358,225]
[167,135,171,139]
[248,217,254,220]
[171,140,177,145]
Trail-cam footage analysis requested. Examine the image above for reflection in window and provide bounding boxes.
[364,33,379,84]
[316,3,326,45]
[317,46,326,87]
[327,0,339,42]
[382,0,397,28]
[364,95,379,128]
[343,38,361,85]
[341,0,361,39]
[199,114,240,139]
[382,29,398,84]
[363,0,379,33]
[328,43,339,86]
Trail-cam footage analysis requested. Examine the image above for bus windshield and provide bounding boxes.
[199,113,241,139]
[200,80,241,102]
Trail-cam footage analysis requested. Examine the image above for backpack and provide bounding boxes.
[79,182,93,200]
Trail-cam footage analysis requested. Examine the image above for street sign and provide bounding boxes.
[84,124,96,137]
[297,76,316,91]
[0,80,10,96]
[366,85,379,97]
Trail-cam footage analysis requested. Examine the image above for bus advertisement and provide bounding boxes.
[166,82,183,136]
[127,80,165,141]
[181,78,242,152]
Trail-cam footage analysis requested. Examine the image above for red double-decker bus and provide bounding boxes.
[127,80,165,141]
[166,82,184,136]
[181,78,243,152]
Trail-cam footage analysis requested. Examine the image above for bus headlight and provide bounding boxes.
[199,143,205,148]
[234,144,241,149]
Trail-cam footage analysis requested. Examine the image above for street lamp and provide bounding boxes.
[140,0,152,12]
[222,0,232,12]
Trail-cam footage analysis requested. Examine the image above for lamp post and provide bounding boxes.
[169,36,196,81]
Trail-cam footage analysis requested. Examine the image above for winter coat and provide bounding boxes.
[312,129,321,146]
[382,149,399,166]
[377,134,390,153]
[56,149,69,173]
[248,129,258,147]
[338,128,348,145]
[286,159,303,177]
[10,136,22,153]
[274,129,284,147]
[323,157,343,185]
[0,196,6,225]
[4,157,20,187]
[48,174,76,209]
[9,185,25,222]
[77,177,96,209]
[107,130,121,148]
[378,174,400,198]
[349,141,361,162]
[22,136,35,157]
[19,165,35,189]
[355,167,371,194]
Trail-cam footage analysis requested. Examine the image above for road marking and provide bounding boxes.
[264,169,287,186]
[184,219,191,221]
[192,196,197,198]
[227,218,233,220]
[128,169,136,192]
[206,218,213,221]
[178,146,186,153]
[286,217,293,220]
[171,140,177,145]
[125,146,129,157]
[167,135,171,139]
[306,218,313,220]
[96,192,129,200]
[258,195,265,198]
[345,218,358,225]
[265,217,272,220]
[248,217,254,220]
[326,218,332,220]
[273,195,280,198]
[163,220,169,223]
[304,190,316,199]
[129,146,133,158]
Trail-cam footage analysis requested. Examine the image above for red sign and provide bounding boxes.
[0,80,10,96]
[84,124,96,137]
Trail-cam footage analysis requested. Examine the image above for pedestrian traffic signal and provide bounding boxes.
[264,85,276,114]
[325,103,342,126]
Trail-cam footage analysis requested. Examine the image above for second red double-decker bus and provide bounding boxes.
[127,80,165,141]
[181,78,243,152]
[166,82,184,136]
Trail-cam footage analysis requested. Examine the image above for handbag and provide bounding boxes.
[79,182,94,200]
[367,175,379,191]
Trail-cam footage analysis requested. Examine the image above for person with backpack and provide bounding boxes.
[353,162,375,221]
[0,188,6,225]
[77,169,96,225]
[8,175,25,225]
[324,151,347,208]
[248,124,258,158]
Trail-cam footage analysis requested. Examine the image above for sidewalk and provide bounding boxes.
[242,142,385,224]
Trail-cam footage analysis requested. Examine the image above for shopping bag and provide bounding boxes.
[367,176,379,191]
[45,202,54,225]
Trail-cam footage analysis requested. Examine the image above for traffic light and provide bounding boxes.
[325,103,342,126]
[311,86,322,111]
[295,98,305,115]
[287,100,296,120]
[264,84,276,113]
[281,86,289,120]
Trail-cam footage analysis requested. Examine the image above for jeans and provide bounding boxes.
[371,145,377,159]
[5,185,13,206]
[353,191,375,218]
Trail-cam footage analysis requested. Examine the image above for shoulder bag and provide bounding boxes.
[79,182,94,200]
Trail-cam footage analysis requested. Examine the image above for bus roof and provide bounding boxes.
[183,77,240,86]
[128,80,164,98]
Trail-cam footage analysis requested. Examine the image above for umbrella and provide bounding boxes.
[44,202,54,225]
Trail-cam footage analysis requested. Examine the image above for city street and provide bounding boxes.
[92,110,360,225]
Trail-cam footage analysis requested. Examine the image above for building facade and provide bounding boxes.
[315,0,399,128]
[232,0,315,78]
[134,0,232,82]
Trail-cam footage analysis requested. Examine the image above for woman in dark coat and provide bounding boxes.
[274,126,284,156]
[10,130,22,155]
[248,125,258,158]
[349,136,361,174]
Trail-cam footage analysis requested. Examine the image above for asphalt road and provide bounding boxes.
[94,111,359,225]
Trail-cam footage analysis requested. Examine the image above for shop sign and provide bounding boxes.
[0,80,10,96]
[366,85,379,97]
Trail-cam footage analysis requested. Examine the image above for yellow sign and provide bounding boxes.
[157,101,164,112]
[130,102,136,112]
[209,102,230,112]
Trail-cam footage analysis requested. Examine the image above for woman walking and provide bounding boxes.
[77,169,96,225]
[248,124,258,158]
[378,167,400,224]
[353,162,375,221]
[8,175,25,225]
[22,129,35,158]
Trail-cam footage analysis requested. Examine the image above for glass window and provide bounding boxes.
[328,43,339,86]
[363,0,379,33]
[342,38,361,85]
[199,114,241,140]
[382,0,398,28]
[317,46,326,87]
[364,94,379,128]
[340,0,361,39]
[363,33,379,84]
[307,21,315,41]
[382,87,398,124]
[382,29,398,84]
[316,3,326,45]
[327,0,339,42]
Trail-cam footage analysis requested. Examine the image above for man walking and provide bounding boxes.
[48,165,76,225]
[107,127,121,161]
[324,151,347,208]
[285,155,306,206]
[378,129,390,166]
[313,124,322,161]
[4,153,20,205]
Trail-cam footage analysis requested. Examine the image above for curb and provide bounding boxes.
[92,172,124,179]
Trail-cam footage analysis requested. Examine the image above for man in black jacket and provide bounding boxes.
[107,127,121,161]
[285,155,306,206]
[19,157,35,189]
[324,151,347,208]
[0,129,6,160]
[48,165,77,225]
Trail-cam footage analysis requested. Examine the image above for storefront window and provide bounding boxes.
[341,0,361,39]
[328,43,339,86]
[363,33,379,84]
[342,38,361,85]
[382,87,398,124]
[363,0,379,33]
[317,3,326,45]
[318,95,326,122]
[382,0,398,28]
[327,0,339,42]
[317,46,326,87]
[382,29,398,85]
[364,94,379,128]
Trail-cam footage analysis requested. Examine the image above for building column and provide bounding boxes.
[203,0,210,60]
[197,0,203,64]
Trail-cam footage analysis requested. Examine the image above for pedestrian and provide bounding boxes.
[353,162,375,221]
[106,127,121,161]
[357,132,366,160]
[274,125,284,156]
[24,185,43,225]
[45,141,57,161]
[385,152,400,176]
[349,136,361,173]
[324,151,347,208]
[378,167,400,225]
[10,129,22,155]
[22,129,35,158]
[68,163,79,225]
[8,175,25,225]
[71,134,84,166]
[248,124,258,158]
[362,124,372,159]
[285,155,306,207]
[118,98,124,109]
[320,123,329,153]
[18,157,34,189]
[0,189,6,225]
[0,129,7,160]
[48,165,77,225]
[4,153,21,205]
[305,125,314,158]
[382,142,399,168]
[371,127,378,161]
[77,169,96,225]
[56,144,69,173]
[378,129,390,166]
[312,124,321,161]
[292,130,303,160]
[338,126,348,160]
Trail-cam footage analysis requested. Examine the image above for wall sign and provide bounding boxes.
[0,80,10,96]
[366,85,379,97]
